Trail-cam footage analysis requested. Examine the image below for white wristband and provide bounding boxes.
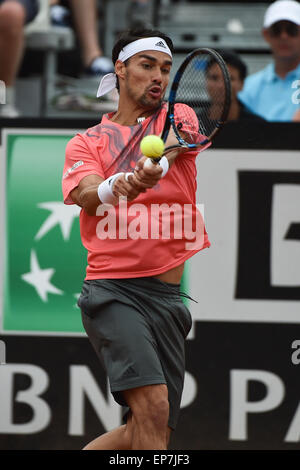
[97,172,124,205]
[158,156,169,177]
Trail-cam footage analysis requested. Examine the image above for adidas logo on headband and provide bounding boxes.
[155,40,167,48]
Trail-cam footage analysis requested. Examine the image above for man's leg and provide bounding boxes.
[82,388,172,450]
[0,1,26,87]
[123,383,171,450]
[83,413,133,450]
[68,0,102,68]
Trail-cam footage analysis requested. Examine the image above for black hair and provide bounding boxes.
[112,28,174,91]
[207,49,248,81]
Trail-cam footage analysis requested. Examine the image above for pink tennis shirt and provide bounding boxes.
[62,103,211,279]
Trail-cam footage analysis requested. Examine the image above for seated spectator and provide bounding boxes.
[0,0,39,117]
[50,0,114,76]
[238,0,300,121]
[205,49,265,122]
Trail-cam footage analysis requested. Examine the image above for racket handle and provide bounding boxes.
[144,157,160,170]
[144,156,169,177]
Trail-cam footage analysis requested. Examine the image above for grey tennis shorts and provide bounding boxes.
[78,277,193,430]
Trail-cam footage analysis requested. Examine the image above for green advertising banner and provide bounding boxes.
[1,130,87,333]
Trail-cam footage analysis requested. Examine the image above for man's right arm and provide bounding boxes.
[70,174,104,216]
[69,172,150,216]
[64,135,164,215]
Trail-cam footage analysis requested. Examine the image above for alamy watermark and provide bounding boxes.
[0,80,6,105]
[95,200,206,250]
[0,340,6,365]
[291,80,300,105]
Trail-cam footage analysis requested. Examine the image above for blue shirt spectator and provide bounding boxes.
[238,62,300,121]
[238,0,300,122]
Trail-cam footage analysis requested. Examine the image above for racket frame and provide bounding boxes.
[161,47,232,153]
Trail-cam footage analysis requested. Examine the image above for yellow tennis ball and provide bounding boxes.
[140,135,165,158]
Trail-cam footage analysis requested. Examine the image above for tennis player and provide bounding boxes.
[62,28,210,450]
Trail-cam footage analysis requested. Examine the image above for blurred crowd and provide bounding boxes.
[0,0,299,121]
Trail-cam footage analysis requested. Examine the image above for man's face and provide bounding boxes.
[263,20,300,60]
[206,63,243,103]
[117,50,172,109]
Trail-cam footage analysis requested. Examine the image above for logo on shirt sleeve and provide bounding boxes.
[63,160,84,179]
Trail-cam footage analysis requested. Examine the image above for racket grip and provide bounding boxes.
[144,158,160,170]
[144,156,169,177]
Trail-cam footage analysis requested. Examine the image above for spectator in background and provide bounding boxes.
[0,0,39,117]
[50,0,114,76]
[238,0,300,121]
[206,49,265,122]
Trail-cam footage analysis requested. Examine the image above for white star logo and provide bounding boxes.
[21,250,63,302]
[35,202,81,241]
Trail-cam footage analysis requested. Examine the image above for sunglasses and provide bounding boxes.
[269,22,300,37]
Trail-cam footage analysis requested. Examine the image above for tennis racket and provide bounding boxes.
[150,47,231,163]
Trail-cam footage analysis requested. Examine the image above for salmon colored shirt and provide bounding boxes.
[62,103,211,279]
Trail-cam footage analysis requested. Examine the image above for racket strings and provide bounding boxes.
[173,53,229,144]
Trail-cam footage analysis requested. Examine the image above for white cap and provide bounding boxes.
[264,0,300,28]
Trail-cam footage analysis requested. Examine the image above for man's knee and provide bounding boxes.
[124,384,170,429]
[145,396,169,427]
[0,1,26,34]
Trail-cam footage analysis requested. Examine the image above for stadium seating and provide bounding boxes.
[158,2,270,51]
[104,1,270,53]
[25,0,75,115]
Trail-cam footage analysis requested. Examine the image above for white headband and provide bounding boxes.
[96,37,172,98]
